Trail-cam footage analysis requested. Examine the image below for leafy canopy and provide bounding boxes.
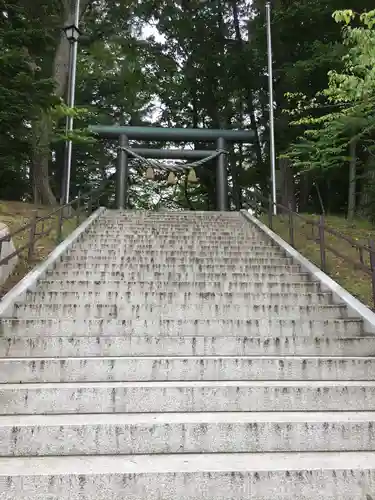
[284,9,375,172]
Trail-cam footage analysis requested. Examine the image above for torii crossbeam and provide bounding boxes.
[89,125,254,211]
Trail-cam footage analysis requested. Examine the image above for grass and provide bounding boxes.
[260,211,375,309]
[0,200,77,297]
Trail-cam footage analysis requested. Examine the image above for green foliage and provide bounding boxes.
[2,0,375,216]
[285,9,375,180]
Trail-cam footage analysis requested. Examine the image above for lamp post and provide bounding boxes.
[62,0,81,205]
[266,2,277,215]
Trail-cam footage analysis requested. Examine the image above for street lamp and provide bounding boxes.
[63,24,81,42]
[62,0,81,205]
[266,2,277,215]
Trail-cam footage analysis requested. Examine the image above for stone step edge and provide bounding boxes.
[14,302,348,306]
[2,380,375,390]
[0,334,369,339]
[37,279,321,284]
[1,411,375,427]
[27,292,329,297]
[1,451,375,475]
[1,355,374,361]
[0,317,362,323]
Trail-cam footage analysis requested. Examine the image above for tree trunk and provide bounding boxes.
[29,163,40,205]
[359,155,375,216]
[231,0,263,168]
[279,157,295,211]
[31,0,92,205]
[347,140,357,221]
[299,172,311,212]
[32,112,57,205]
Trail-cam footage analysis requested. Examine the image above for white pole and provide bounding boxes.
[266,2,277,215]
[64,0,80,204]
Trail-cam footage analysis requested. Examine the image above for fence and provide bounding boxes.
[248,191,375,309]
[0,186,107,274]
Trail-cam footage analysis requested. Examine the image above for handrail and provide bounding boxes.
[0,183,109,268]
[248,190,375,309]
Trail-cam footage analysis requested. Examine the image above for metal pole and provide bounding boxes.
[216,137,228,211]
[266,2,277,215]
[63,0,80,205]
[117,135,129,209]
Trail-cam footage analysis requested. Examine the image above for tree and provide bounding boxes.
[285,9,375,219]
[0,2,56,201]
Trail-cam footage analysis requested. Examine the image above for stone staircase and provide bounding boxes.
[1,209,375,498]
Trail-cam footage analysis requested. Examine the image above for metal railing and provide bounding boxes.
[0,185,107,270]
[248,190,375,309]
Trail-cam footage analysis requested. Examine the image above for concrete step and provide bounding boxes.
[89,217,248,223]
[2,380,375,414]
[95,219,247,224]
[0,317,361,337]
[75,243,278,251]
[76,245,279,253]
[11,303,347,320]
[94,216,245,222]
[1,412,375,456]
[110,221,249,225]
[69,245,283,253]
[73,239,275,247]
[80,237,272,245]
[24,291,331,306]
[1,356,375,383]
[1,451,375,499]
[85,228,257,236]
[92,216,247,221]
[93,219,248,224]
[90,217,248,223]
[59,255,300,272]
[85,234,262,241]
[36,279,323,293]
[99,209,245,217]
[1,335,374,357]
[98,212,243,219]
[61,258,294,268]
[53,264,303,273]
[116,224,252,229]
[65,250,286,260]
[44,270,314,282]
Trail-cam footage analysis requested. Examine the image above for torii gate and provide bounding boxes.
[89,125,254,211]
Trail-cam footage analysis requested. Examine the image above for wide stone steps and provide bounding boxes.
[35,279,323,293]
[51,265,306,276]
[64,252,293,264]
[95,213,242,218]
[11,302,347,319]
[22,291,331,306]
[2,209,374,499]
[1,335,375,357]
[67,245,285,254]
[81,238,274,246]
[54,258,297,268]
[0,317,361,336]
[1,355,373,383]
[1,452,375,499]
[71,240,280,247]
[85,229,259,237]
[45,270,314,282]
[92,226,252,232]
[2,381,375,414]
[1,412,375,456]
[74,242,279,250]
